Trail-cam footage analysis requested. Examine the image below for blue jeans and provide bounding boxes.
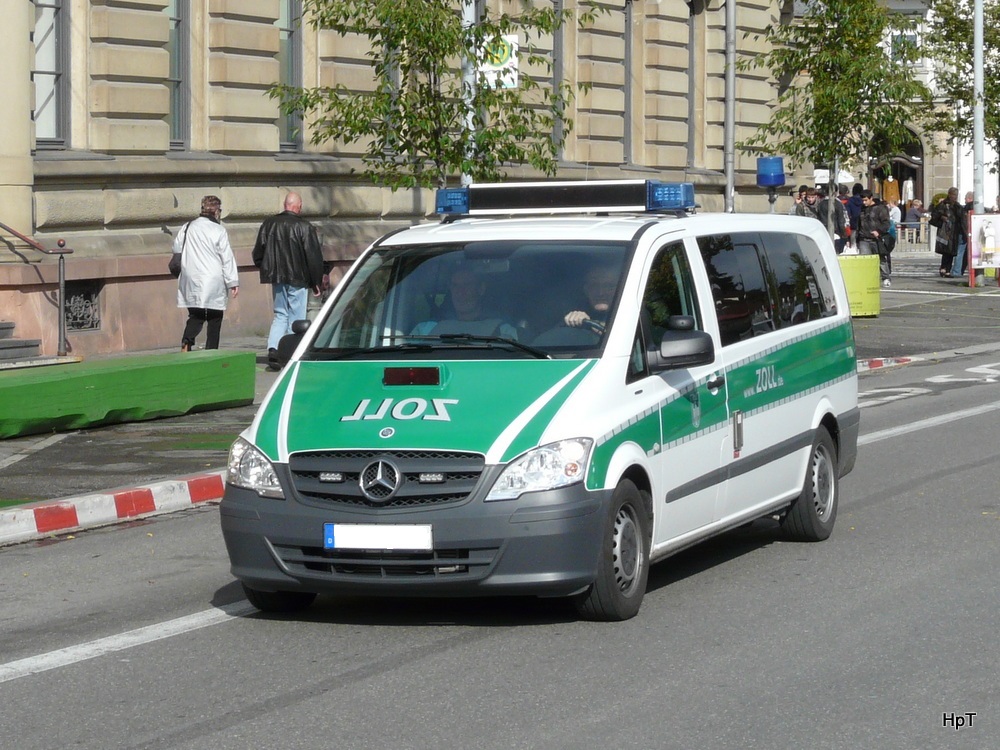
[267,283,309,350]
[951,238,968,277]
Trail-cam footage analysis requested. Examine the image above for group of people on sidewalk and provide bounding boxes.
[170,191,325,371]
[789,182,982,286]
[789,183,897,287]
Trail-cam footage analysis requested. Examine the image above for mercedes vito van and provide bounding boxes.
[221,180,859,621]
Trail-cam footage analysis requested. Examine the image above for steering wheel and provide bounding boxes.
[580,319,606,335]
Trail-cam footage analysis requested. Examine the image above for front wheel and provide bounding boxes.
[575,479,651,621]
[781,426,839,541]
[242,583,317,614]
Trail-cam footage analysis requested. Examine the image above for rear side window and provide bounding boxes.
[698,234,774,346]
[698,231,838,346]
[763,232,837,326]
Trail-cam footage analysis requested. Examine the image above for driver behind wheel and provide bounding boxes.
[563,263,618,330]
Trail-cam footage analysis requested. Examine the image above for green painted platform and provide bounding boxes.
[0,351,256,439]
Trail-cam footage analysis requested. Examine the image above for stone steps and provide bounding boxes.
[0,322,42,363]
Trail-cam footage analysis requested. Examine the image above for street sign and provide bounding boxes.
[480,34,518,89]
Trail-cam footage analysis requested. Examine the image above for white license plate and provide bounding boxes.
[323,523,433,551]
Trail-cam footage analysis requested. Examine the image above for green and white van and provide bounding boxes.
[221,181,859,621]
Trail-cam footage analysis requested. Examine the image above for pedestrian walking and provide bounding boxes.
[929,188,962,277]
[174,195,239,351]
[788,184,810,216]
[887,199,902,227]
[904,199,925,241]
[856,190,892,287]
[794,187,820,219]
[952,191,974,277]
[846,183,864,248]
[252,191,325,370]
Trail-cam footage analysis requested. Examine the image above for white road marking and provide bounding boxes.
[0,433,71,470]
[858,387,932,408]
[859,400,1000,446]
[882,288,1000,297]
[0,601,256,684]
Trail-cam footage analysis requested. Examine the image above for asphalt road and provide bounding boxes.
[1,345,998,749]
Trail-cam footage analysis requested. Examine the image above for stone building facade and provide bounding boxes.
[0,0,942,357]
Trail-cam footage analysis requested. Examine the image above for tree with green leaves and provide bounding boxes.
[924,0,1000,197]
[274,0,599,190]
[738,0,934,186]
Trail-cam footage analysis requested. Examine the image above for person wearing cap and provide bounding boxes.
[174,195,239,351]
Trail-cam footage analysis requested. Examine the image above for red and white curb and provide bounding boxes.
[0,471,226,547]
[857,356,917,373]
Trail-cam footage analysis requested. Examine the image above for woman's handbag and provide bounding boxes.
[878,234,896,255]
[168,222,190,278]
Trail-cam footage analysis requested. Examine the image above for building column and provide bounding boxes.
[0,1,35,254]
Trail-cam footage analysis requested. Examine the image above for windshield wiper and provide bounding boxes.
[433,334,550,359]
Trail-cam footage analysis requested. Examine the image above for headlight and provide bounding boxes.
[485,439,593,502]
[227,438,284,498]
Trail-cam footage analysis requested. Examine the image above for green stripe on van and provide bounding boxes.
[250,366,295,460]
[585,321,854,489]
[498,360,596,463]
[726,322,855,412]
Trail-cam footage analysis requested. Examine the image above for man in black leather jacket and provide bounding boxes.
[252,192,325,370]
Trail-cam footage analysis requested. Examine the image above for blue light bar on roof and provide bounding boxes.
[434,180,697,217]
[436,188,470,215]
[646,181,696,212]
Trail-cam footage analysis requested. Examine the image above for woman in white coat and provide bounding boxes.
[174,195,239,350]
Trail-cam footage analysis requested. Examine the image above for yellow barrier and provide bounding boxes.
[838,255,881,317]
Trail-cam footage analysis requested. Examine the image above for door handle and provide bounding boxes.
[707,373,725,390]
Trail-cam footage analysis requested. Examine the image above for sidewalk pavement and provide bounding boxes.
[1,334,278,547]
[4,251,1000,547]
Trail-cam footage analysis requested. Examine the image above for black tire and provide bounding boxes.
[575,479,651,621]
[242,583,317,614]
[782,426,839,542]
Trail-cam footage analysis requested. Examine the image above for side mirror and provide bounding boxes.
[276,319,311,367]
[649,316,714,371]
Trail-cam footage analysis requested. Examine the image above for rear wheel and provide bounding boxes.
[781,426,838,541]
[242,583,317,614]
[575,479,651,621]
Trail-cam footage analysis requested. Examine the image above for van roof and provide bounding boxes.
[378,212,830,246]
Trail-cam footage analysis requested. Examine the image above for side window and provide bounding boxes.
[627,326,647,381]
[642,242,701,333]
[631,241,701,381]
[762,232,837,327]
[698,234,774,346]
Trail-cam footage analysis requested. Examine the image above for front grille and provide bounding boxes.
[274,543,499,579]
[289,450,486,509]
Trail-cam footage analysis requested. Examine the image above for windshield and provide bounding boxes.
[307,240,630,360]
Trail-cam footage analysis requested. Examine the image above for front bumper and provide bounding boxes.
[220,466,609,599]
